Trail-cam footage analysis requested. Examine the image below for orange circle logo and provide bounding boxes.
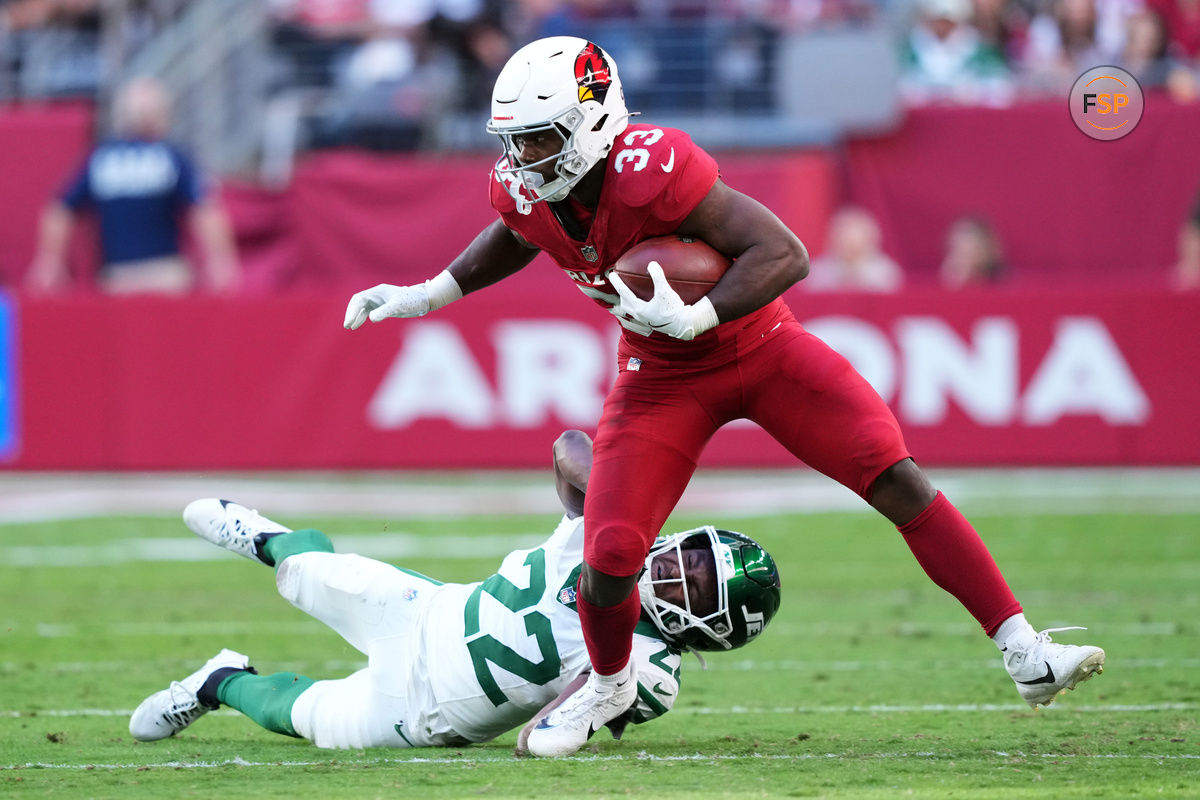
[1069,66,1144,141]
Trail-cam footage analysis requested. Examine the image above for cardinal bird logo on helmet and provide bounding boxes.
[574,42,612,104]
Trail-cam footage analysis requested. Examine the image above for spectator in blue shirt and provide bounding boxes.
[26,76,240,295]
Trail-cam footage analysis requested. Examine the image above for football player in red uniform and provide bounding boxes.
[344,36,1105,757]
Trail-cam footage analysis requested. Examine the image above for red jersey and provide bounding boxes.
[491,124,716,287]
[490,123,791,359]
[491,126,744,336]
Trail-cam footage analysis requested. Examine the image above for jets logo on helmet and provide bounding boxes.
[574,43,612,104]
[638,526,782,652]
[488,36,630,206]
[742,607,765,638]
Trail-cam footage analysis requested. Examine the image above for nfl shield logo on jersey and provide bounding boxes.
[580,245,598,262]
[402,588,419,602]
[558,586,577,605]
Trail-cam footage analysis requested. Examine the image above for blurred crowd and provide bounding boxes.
[259,0,1200,145]
[0,0,103,98]
[0,0,188,99]
[899,0,1200,105]
[4,0,1199,112]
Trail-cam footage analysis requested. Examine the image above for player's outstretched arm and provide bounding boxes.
[553,429,593,519]
[344,220,539,330]
[675,180,809,324]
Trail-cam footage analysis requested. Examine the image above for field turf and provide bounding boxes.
[2,502,1197,798]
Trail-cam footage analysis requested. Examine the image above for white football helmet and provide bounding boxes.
[488,36,630,205]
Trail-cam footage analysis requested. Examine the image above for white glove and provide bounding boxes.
[343,271,462,330]
[343,283,428,329]
[607,261,720,341]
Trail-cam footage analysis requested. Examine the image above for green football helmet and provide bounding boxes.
[638,525,781,652]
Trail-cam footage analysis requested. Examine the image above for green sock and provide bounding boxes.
[216,671,315,738]
[261,528,334,569]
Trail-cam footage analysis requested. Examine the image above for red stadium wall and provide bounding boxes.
[844,99,1200,287]
[3,284,1197,469]
[218,148,838,292]
[4,100,1200,289]
[222,98,1200,291]
[2,101,1199,469]
[0,103,836,290]
[0,103,97,285]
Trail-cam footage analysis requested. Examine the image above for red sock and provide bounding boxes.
[899,491,1023,636]
[576,588,641,676]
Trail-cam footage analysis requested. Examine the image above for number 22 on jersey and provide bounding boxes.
[463,548,562,707]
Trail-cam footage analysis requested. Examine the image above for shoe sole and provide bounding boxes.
[1030,649,1106,709]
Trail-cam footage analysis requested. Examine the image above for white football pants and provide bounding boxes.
[274,551,437,749]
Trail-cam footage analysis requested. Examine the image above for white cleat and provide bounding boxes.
[183,499,291,566]
[525,664,637,757]
[129,649,250,741]
[1005,626,1106,708]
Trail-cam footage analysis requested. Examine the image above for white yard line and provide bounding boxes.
[4,750,1198,771]
[5,702,1195,720]
[7,621,1194,644]
[676,703,1199,713]
[4,655,1195,678]
[2,468,1200,524]
[0,532,549,566]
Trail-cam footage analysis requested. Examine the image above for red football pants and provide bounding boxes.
[582,307,911,576]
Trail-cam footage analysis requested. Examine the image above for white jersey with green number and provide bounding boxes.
[405,514,682,744]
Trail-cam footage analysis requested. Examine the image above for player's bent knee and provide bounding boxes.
[870,459,937,525]
[275,554,302,603]
[275,551,354,606]
[583,523,651,581]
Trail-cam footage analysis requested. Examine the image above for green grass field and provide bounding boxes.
[2,500,1197,798]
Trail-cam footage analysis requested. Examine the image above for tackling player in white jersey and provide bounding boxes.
[129,430,782,751]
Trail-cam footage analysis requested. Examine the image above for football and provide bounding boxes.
[611,235,731,305]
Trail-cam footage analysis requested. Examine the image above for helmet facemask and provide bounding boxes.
[490,106,594,204]
[638,526,736,651]
[639,525,782,653]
